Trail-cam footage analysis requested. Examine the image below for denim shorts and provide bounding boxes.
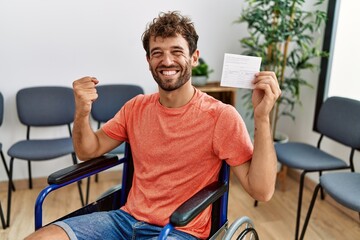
[54,209,198,240]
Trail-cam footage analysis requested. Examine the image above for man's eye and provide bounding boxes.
[151,52,162,57]
[173,50,183,56]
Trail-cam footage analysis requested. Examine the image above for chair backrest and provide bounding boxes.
[16,86,75,127]
[91,84,144,125]
[0,92,3,126]
[316,96,360,149]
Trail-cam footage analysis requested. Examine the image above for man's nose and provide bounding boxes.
[161,53,174,66]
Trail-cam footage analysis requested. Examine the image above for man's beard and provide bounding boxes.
[150,63,192,91]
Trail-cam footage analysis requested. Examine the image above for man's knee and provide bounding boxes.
[25,224,69,240]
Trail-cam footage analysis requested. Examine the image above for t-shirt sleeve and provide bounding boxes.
[101,100,131,142]
[213,106,253,166]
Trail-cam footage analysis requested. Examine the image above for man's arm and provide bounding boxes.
[232,71,281,202]
[72,76,121,161]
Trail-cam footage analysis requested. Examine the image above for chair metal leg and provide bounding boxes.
[85,177,91,205]
[319,171,325,200]
[77,181,85,206]
[71,153,85,206]
[299,184,321,240]
[0,202,6,229]
[6,158,14,227]
[319,185,325,200]
[0,151,15,191]
[28,160,33,189]
[295,171,306,240]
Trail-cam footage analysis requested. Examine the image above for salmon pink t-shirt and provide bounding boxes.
[102,88,253,239]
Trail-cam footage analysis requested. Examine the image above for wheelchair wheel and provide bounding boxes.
[236,227,258,240]
[222,216,259,240]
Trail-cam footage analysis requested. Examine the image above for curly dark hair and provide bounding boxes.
[142,11,199,58]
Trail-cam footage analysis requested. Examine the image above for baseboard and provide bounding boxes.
[287,168,359,222]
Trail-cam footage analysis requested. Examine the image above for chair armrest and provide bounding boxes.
[48,154,121,184]
[170,181,228,227]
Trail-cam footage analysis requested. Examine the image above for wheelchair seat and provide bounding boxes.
[35,143,258,239]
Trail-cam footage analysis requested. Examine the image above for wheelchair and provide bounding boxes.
[34,143,259,239]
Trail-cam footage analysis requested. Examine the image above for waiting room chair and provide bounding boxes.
[34,142,259,239]
[275,96,360,240]
[299,171,360,239]
[1,93,13,184]
[6,86,85,227]
[0,91,12,229]
[0,203,4,229]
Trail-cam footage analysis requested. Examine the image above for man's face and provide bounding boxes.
[147,35,198,91]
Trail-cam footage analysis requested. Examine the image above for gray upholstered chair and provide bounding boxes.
[6,86,85,227]
[300,171,360,239]
[275,96,360,239]
[0,91,11,229]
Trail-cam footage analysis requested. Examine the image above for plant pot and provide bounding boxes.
[274,132,289,144]
[192,76,208,86]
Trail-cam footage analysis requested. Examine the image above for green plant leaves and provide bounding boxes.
[236,0,328,135]
[191,58,214,78]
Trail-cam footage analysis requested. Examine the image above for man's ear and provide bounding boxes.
[146,55,151,70]
[191,50,200,67]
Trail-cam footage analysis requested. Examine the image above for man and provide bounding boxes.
[26,11,280,240]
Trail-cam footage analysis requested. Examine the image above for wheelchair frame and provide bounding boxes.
[34,143,258,239]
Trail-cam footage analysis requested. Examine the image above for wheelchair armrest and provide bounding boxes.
[170,181,228,227]
[48,154,120,184]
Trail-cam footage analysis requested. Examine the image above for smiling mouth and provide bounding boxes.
[160,70,179,76]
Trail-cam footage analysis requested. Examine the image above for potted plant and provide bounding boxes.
[235,0,328,140]
[191,58,214,86]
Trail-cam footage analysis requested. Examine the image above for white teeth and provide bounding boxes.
[162,70,177,76]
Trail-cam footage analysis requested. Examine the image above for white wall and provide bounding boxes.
[1,0,358,183]
[0,0,248,181]
[327,0,360,101]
